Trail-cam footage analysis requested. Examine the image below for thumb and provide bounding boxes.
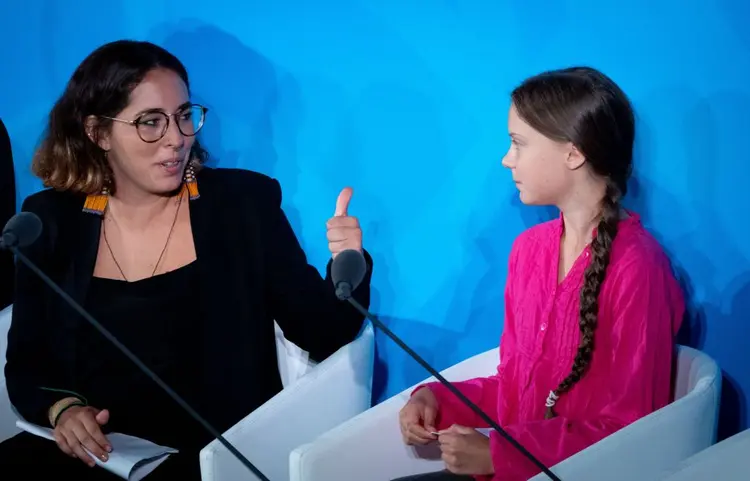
[454,425,474,435]
[95,409,110,425]
[334,187,353,217]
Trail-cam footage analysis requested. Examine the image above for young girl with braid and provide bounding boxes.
[395,67,685,481]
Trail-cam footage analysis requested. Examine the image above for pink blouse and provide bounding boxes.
[421,213,684,480]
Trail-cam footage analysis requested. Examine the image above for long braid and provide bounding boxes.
[545,183,621,419]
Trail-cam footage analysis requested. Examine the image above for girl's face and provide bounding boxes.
[501,104,581,207]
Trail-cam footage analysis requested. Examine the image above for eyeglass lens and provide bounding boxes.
[136,105,206,142]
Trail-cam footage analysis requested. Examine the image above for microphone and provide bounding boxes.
[332,249,562,481]
[2,212,270,481]
[0,212,43,249]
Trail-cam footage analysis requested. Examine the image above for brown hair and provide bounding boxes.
[31,40,207,195]
[511,67,635,418]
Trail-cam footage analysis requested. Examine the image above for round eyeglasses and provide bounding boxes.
[101,104,208,143]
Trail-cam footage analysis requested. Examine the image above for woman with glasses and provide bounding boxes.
[0,40,372,480]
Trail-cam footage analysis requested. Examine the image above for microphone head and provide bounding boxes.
[1,211,43,249]
[331,249,367,300]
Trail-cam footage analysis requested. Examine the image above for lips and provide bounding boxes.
[159,158,183,168]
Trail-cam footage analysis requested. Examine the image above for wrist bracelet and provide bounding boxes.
[49,397,85,427]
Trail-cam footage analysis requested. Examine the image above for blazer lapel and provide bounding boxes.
[189,173,242,399]
[60,202,101,329]
[189,177,225,306]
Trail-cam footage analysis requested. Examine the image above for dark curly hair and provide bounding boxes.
[31,39,207,195]
[511,66,635,419]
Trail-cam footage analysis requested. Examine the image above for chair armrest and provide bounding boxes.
[290,347,500,481]
[658,428,750,481]
[529,362,722,481]
[0,304,20,443]
[290,389,443,481]
[200,322,375,481]
[0,378,21,443]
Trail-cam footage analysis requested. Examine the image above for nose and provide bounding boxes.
[164,115,185,148]
[501,151,514,169]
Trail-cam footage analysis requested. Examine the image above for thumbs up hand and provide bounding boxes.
[326,187,363,258]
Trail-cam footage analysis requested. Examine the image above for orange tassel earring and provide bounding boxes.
[184,162,200,200]
[83,151,111,215]
[83,183,110,215]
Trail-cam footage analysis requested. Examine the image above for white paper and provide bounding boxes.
[16,420,178,481]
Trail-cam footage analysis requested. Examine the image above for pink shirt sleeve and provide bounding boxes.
[488,258,683,480]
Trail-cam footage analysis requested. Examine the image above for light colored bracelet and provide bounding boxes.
[48,397,85,427]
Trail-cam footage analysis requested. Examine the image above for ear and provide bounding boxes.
[564,145,586,170]
[84,115,111,151]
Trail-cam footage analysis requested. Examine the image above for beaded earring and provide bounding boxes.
[83,163,111,216]
[184,161,200,200]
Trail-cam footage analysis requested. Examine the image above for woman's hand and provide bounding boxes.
[399,387,439,445]
[53,406,111,467]
[437,425,494,475]
[326,187,363,258]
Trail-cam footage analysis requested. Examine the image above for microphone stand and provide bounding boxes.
[9,245,271,481]
[343,295,562,481]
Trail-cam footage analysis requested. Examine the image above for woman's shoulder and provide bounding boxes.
[21,187,82,220]
[197,167,282,206]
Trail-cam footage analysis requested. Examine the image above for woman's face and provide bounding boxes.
[98,68,197,197]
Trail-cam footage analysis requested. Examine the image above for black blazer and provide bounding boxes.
[5,167,372,433]
[0,119,15,309]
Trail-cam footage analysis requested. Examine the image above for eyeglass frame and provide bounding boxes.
[99,103,209,143]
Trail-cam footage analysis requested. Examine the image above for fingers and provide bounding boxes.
[406,423,437,445]
[452,425,474,435]
[399,404,438,445]
[439,435,465,474]
[72,422,108,464]
[327,187,362,258]
[54,406,111,467]
[62,428,95,467]
[334,187,353,217]
[423,405,437,432]
[327,221,362,257]
[442,452,463,474]
[81,414,111,458]
[326,216,360,230]
[53,430,75,458]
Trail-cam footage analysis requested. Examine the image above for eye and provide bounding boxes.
[138,115,164,128]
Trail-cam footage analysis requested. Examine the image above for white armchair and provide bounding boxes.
[656,428,750,481]
[0,304,376,481]
[290,344,721,481]
[0,305,19,442]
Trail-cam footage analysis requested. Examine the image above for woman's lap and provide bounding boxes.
[0,431,200,480]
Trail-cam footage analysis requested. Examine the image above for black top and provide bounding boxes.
[80,261,204,450]
[0,118,15,309]
[5,167,373,442]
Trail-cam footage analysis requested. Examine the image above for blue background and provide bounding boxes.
[1,1,749,439]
